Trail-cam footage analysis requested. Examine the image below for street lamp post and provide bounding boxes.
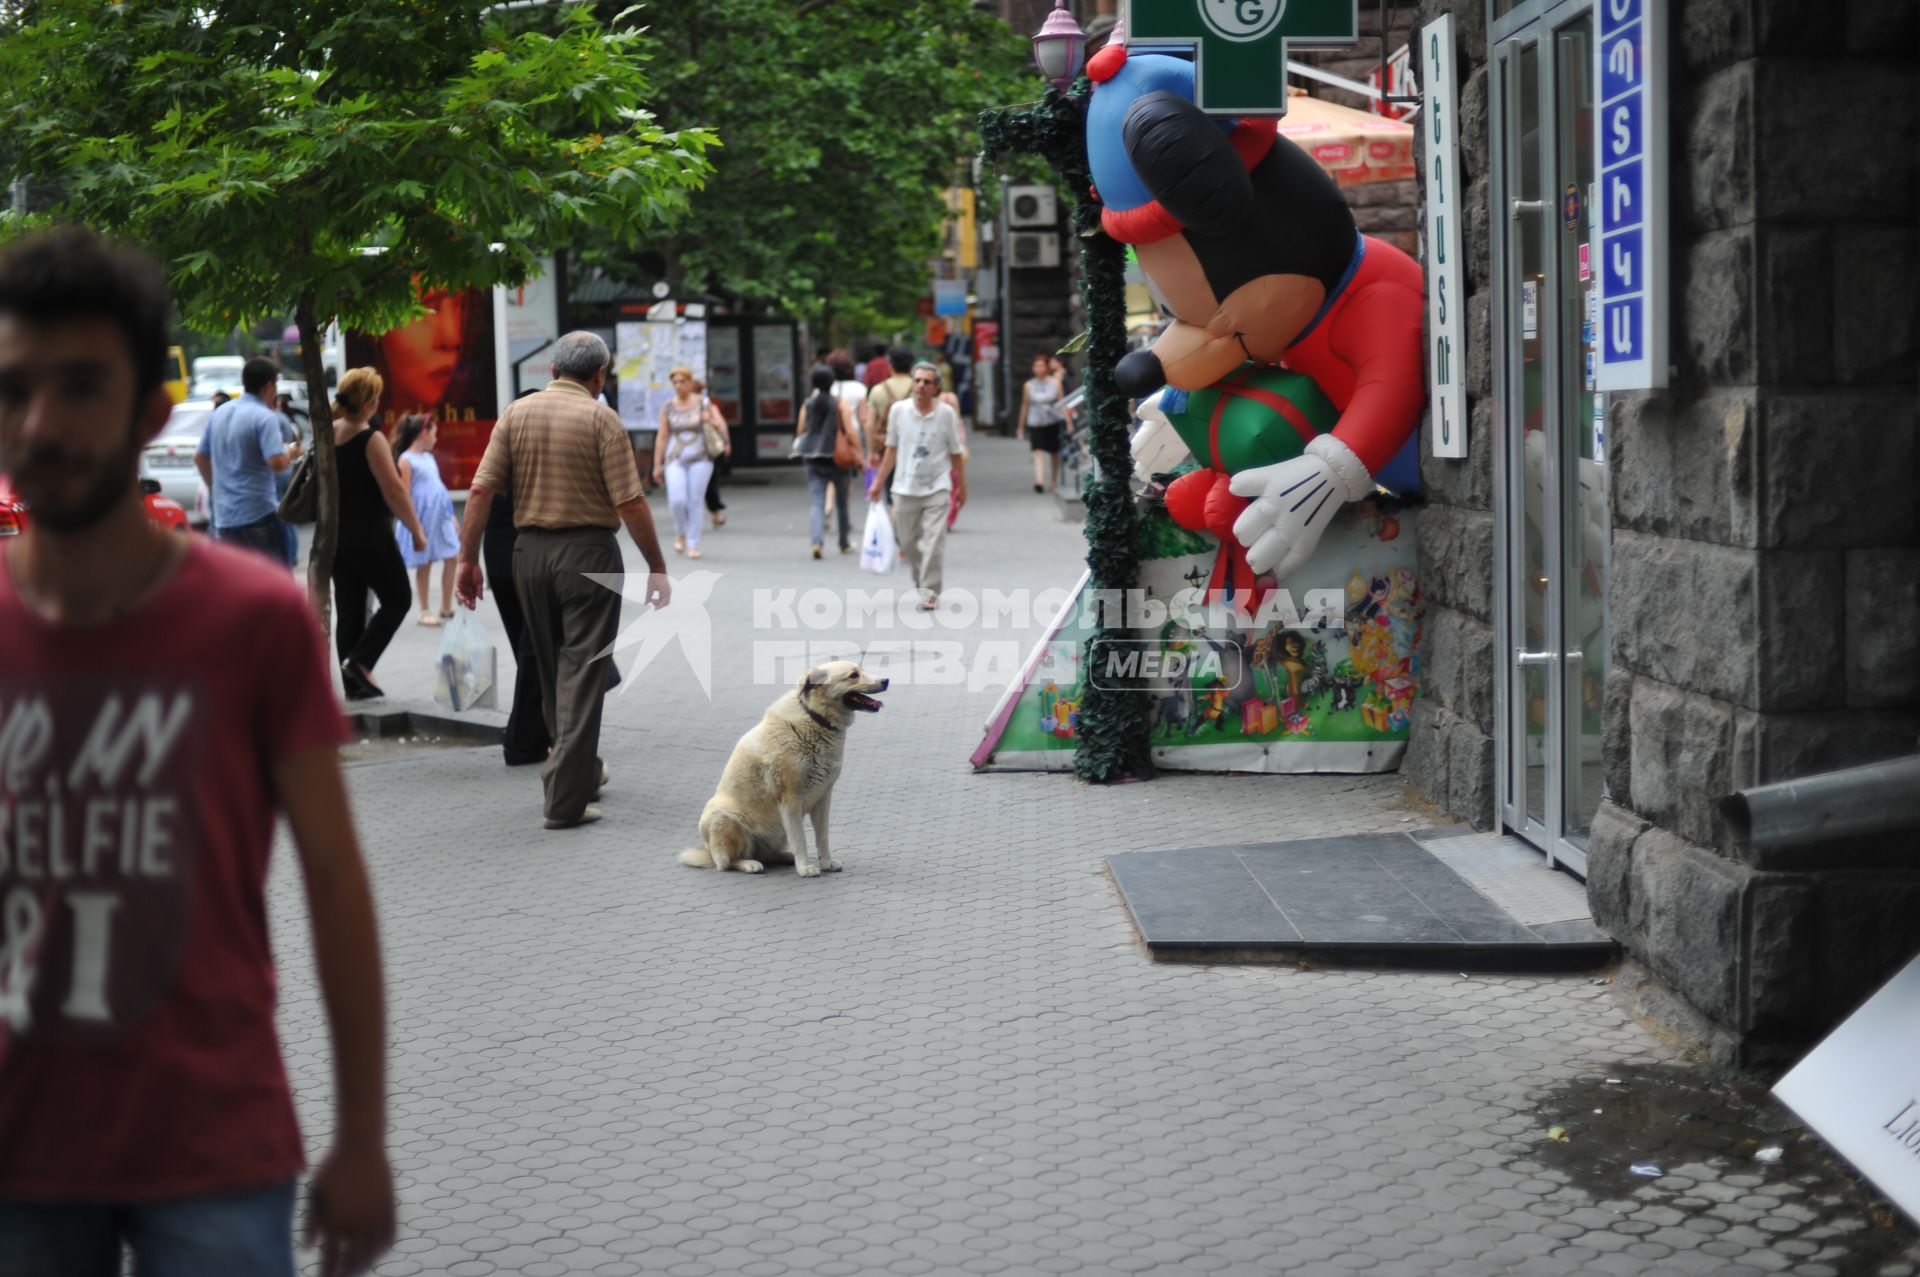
[1031,1,1089,90]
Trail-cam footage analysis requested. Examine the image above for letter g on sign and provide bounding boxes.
[1202,0,1287,42]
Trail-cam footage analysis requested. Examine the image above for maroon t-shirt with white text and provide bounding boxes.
[0,537,346,1199]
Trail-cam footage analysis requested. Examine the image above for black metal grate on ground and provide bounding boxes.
[1108,831,1615,969]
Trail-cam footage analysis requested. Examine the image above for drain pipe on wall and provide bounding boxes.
[1720,755,1920,850]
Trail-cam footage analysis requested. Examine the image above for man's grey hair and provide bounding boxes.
[551,330,610,381]
[910,361,940,378]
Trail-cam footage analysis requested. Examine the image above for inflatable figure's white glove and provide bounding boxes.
[1228,435,1375,580]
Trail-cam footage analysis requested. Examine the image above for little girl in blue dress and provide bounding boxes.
[393,413,463,626]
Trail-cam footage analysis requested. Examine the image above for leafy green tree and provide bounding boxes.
[574,0,1028,338]
[0,2,713,630]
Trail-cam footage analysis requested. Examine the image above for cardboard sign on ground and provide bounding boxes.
[1773,953,1920,1226]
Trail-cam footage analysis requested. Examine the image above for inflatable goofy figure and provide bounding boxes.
[1088,41,1424,583]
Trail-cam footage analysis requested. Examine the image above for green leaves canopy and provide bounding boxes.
[595,0,1029,337]
[0,1,716,339]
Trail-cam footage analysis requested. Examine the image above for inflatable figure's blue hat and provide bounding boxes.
[1085,44,1278,245]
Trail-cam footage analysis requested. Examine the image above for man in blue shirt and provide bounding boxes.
[195,356,299,564]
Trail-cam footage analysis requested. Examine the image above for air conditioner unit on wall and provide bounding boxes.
[1008,231,1061,270]
[1006,185,1058,228]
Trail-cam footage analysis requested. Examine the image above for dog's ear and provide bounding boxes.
[800,666,829,691]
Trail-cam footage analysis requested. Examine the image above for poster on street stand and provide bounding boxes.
[973,491,1422,774]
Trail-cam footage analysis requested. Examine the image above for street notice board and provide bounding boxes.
[1773,953,1920,1226]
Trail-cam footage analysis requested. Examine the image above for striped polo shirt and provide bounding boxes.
[471,380,643,529]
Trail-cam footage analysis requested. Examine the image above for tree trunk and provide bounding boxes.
[295,293,338,647]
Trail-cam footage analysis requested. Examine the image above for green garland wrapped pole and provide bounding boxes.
[981,85,1153,783]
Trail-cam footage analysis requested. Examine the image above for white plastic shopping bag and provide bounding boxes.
[434,609,497,712]
[859,500,897,574]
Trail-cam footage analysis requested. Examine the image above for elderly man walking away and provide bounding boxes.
[867,361,967,611]
[195,355,300,564]
[455,332,671,830]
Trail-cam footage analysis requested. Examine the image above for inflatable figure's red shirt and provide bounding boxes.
[1282,234,1425,476]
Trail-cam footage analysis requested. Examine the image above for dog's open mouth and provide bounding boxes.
[842,691,884,712]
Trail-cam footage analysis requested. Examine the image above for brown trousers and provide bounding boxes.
[512,528,622,823]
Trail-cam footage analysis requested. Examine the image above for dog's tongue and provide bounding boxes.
[849,692,884,711]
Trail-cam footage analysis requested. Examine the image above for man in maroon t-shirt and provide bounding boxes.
[0,229,394,1275]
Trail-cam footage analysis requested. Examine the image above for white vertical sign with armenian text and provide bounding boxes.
[1593,0,1668,389]
[1420,13,1467,458]
[1774,953,1920,1226]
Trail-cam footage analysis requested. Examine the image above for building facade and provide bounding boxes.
[1403,0,1919,1067]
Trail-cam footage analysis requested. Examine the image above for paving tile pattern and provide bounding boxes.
[263,441,1920,1275]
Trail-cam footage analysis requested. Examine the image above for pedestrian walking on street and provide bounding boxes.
[862,346,915,504]
[391,413,462,626]
[1019,352,1066,494]
[868,361,967,609]
[698,378,729,528]
[795,365,861,559]
[652,367,726,560]
[0,226,395,1277]
[195,355,300,563]
[456,331,671,830]
[824,350,866,526]
[331,369,427,701]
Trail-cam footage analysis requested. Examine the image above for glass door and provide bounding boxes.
[1493,0,1606,876]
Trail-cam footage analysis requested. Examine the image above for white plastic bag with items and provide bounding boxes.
[434,609,497,712]
[858,500,897,575]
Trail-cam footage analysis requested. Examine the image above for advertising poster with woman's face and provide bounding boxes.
[347,287,498,490]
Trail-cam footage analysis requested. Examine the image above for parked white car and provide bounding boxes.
[141,399,218,528]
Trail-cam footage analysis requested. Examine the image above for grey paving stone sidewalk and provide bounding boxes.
[272,438,1920,1276]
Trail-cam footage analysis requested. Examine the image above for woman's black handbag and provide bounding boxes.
[278,453,318,524]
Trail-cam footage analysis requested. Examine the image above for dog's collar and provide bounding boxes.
[797,689,841,733]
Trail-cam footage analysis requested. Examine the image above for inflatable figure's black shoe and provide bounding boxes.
[1115,348,1166,398]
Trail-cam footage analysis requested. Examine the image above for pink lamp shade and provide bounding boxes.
[1033,0,1088,89]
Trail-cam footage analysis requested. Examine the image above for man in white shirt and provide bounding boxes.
[867,361,966,610]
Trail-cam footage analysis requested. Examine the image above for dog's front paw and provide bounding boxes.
[795,862,821,878]
[820,856,842,872]
[738,859,765,874]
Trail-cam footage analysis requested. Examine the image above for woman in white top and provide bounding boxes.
[651,366,729,558]
[1017,353,1065,494]
[824,350,868,524]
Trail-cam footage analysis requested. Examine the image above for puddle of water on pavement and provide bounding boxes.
[1529,1063,1919,1271]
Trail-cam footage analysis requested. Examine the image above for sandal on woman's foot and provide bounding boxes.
[673,535,686,554]
[713,512,727,526]
[812,546,823,560]
[688,547,703,559]
[839,544,853,555]
[417,612,442,627]
[439,609,454,619]
[918,596,939,611]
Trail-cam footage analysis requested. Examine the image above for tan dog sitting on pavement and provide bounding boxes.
[679,661,888,876]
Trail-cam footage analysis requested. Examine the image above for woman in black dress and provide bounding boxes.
[330,368,427,700]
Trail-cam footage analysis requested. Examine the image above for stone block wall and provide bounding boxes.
[1405,0,1498,829]
[1409,0,1919,1068]
[1588,0,1920,1070]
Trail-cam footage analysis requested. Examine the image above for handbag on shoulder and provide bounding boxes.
[832,419,861,471]
[277,452,318,524]
[703,420,727,460]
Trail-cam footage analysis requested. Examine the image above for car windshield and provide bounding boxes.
[154,404,214,443]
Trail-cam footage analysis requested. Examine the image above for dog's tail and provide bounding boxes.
[678,846,714,868]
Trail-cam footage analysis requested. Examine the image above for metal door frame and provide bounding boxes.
[1491,0,1593,877]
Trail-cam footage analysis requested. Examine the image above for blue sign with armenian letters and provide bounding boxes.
[1593,0,1667,389]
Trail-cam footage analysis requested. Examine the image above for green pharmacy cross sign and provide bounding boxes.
[1128,0,1361,116]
